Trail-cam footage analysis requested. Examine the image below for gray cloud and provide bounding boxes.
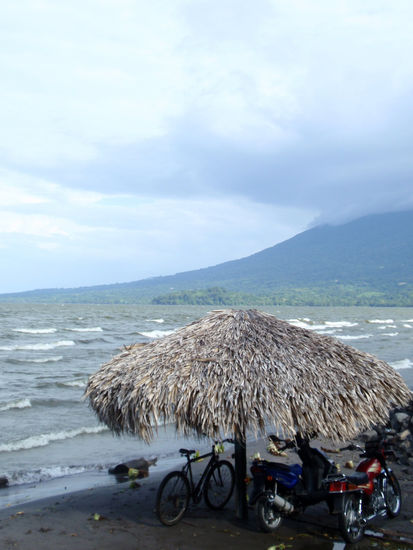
[1,0,413,292]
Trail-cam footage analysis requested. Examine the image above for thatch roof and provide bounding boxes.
[85,309,411,442]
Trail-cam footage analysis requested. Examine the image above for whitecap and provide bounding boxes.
[325,321,358,328]
[31,356,63,363]
[0,425,108,453]
[66,327,103,332]
[59,379,87,388]
[7,465,90,486]
[0,340,75,351]
[139,330,175,339]
[148,318,165,323]
[383,332,399,337]
[337,334,372,340]
[367,319,394,324]
[13,328,57,334]
[287,320,326,331]
[0,398,31,412]
[403,324,412,329]
[390,359,413,370]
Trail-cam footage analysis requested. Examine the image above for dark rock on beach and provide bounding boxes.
[358,399,413,467]
[0,476,8,488]
[108,456,157,476]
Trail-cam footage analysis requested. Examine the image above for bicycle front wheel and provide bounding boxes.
[204,460,235,510]
[156,471,190,526]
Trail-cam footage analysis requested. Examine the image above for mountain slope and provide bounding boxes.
[1,210,412,305]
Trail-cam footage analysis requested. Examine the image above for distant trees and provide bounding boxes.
[150,285,413,307]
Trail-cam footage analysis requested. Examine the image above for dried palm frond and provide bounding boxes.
[85,309,411,442]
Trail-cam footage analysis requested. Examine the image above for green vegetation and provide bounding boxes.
[151,285,413,307]
[1,210,412,306]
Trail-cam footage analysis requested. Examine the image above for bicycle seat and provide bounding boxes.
[179,448,195,455]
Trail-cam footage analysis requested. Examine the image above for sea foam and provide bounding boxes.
[0,426,108,453]
[66,327,103,332]
[0,340,75,351]
[8,356,63,364]
[139,330,175,339]
[57,379,87,388]
[7,465,92,486]
[0,398,31,412]
[288,319,357,331]
[324,321,358,328]
[337,334,372,340]
[390,359,413,370]
[13,328,57,334]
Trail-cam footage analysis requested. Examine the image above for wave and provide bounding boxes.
[390,359,413,370]
[13,328,57,334]
[66,327,103,332]
[32,398,81,407]
[337,334,372,340]
[0,397,80,412]
[0,398,31,412]
[382,332,399,337]
[367,319,394,324]
[288,319,326,331]
[8,356,63,364]
[56,379,87,388]
[77,337,108,344]
[6,464,96,486]
[288,319,358,332]
[148,318,165,323]
[138,330,175,339]
[324,321,358,328]
[0,340,75,351]
[0,426,108,453]
[403,324,412,329]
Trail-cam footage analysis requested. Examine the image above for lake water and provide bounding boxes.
[0,304,412,506]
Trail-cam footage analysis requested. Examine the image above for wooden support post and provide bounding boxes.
[234,433,248,520]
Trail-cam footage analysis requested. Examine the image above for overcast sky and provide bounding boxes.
[1,0,413,293]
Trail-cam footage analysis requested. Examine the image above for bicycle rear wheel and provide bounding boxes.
[204,460,235,509]
[156,471,190,526]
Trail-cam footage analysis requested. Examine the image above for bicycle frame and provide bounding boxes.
[182,450,218,504]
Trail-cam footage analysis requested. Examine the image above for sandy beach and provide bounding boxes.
[1,438,413,550]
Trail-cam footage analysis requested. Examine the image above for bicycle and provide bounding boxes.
[155,439,235,526]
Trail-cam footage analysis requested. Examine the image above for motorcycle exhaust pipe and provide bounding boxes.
[271,493,294,514]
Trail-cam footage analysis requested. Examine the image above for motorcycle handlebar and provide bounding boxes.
[339,443,364,452]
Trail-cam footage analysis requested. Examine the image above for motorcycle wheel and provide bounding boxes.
[256,494,283,533]
[385,472,402,518]
[338,493,365,543]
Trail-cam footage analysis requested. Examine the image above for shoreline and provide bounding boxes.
[0,448,191,511]
[1,438,413,549]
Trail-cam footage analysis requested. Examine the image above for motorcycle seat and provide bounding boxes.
[260,460,292,471]
[347,471,369,484]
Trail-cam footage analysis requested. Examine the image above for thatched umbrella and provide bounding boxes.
[85,309,411,519]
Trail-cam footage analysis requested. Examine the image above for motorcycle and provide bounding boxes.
[249,433,402,543]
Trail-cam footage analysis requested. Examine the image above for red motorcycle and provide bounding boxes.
[334,436,402,543]
[249,433,401,543]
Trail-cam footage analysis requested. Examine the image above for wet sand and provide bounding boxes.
[1,438,413,550]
